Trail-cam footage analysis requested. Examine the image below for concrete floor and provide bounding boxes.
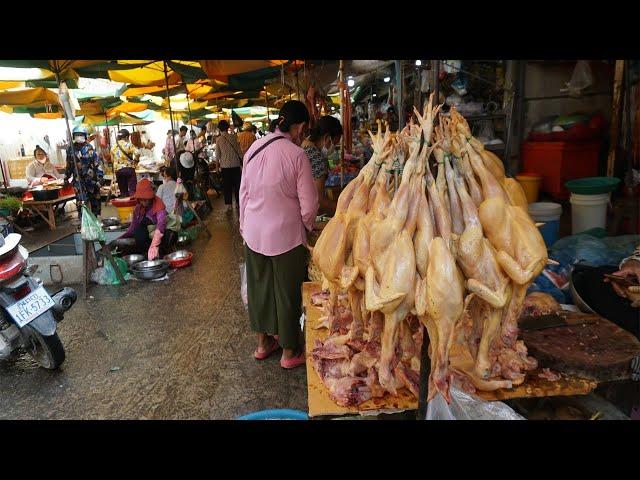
[0,197,307,419]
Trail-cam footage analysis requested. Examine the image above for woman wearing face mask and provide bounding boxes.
[301,116,343,216]
[26,145,64,187]
[239,100,318,369]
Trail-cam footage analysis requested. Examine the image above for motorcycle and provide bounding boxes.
[0,233,77,369]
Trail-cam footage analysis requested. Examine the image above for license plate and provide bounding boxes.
[7,287,55,328]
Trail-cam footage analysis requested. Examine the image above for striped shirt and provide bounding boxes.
[215,132,243,169]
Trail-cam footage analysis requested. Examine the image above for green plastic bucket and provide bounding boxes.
[564,177,620,195]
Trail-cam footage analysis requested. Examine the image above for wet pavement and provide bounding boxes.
[0,197,308,419]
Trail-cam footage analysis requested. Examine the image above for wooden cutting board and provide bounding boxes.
[302,282,418,417]
[520,312,640,383]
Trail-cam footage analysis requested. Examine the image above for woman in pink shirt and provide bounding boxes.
[240,101,318,369]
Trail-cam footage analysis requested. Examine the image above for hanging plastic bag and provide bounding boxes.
[476,119,496,144]
[426,388,524,420]
[562,60,593,98]
[80,205,105,242]
[239,263,248,310]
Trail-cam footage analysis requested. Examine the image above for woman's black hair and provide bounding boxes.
[163,166,177,181]
[179,126,188,133]
[34,145,47,157]
[276,100,310,132]
[308,116,343,142]
[268,119,279,133]
[218,120,230,131]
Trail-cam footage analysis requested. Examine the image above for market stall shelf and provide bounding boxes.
[303,282,418,417]
[22,193,76,230]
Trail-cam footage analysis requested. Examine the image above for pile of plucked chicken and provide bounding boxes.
[310,93,549,407]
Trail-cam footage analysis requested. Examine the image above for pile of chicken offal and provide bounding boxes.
[309,93,549,407]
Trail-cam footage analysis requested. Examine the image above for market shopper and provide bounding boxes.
[65,126,104,216]
[215,119,243,212]
[110,128,139,197]
[163,129,177,165]
[237,121,257,156]
[186,129,205,159]
[119,178,170,260]
[176,126,188,155]
[240,100,318,369]
[302,115,343,216]
[26,145,64,186]
[156,166,178,213]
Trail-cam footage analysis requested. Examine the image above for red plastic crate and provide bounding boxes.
[521,140,601,200]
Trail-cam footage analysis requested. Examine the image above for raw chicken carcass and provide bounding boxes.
[415,237,464,402]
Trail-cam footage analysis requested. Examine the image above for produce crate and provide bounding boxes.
[521,141,601,200]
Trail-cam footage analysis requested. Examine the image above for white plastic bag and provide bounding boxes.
[239,263,248,310]
[426,387,524,420]
[563,60,593,97]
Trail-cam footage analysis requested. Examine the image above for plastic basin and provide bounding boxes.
[237,409,308,420]
[564,177,621,195]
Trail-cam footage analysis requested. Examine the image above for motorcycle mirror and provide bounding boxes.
[25,264,39,276]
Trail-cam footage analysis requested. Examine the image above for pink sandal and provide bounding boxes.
[253,337,280,360]
[280,351,305,369]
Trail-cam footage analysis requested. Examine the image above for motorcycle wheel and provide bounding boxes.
[22,326,65,369]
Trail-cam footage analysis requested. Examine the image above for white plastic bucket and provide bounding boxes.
[569,193,609,234]
[528,202,562,247]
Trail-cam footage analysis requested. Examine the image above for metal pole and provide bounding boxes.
[395,60,404,131]
[339,60,345,189]
[163,60,178,158]
[55,72,85,201]
[184,82,193,127]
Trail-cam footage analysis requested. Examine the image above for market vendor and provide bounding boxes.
[26,145,64,187]
[608,244,640,307]
[302,115,343,216]
[111,129,140,198]
[119,178,170,260]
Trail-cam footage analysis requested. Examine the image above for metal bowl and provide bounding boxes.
[101,217,121,228]
[164,250,193,268]
[132,267,169,281]
[122,254,144,267]
[164,250,191,262]
[131,259,170,271]
[112,238,136,247]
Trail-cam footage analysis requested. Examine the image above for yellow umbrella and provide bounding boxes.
[0,87,60,107]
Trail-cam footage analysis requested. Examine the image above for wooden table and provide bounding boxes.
[22,193,76,230]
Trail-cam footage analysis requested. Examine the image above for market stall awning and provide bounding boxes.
[0,87,60,107]
[74,60,209,87]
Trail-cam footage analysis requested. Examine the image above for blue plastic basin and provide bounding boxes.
[237,409,309,420]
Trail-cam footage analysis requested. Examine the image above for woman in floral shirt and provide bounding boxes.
[301,116,343,215]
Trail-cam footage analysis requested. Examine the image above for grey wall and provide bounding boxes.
[507,60,614,173]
